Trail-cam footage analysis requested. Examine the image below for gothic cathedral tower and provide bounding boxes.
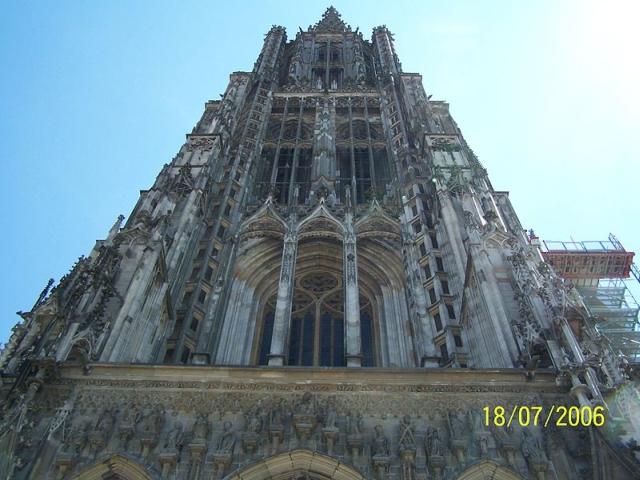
[1,8,638,480]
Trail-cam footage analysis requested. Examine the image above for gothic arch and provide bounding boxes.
[455,460,524,480]
[239,199,287,240]
[297,204,344,241]
[224,449,366,480]
[215,236,283,365]
[72,454,153,480]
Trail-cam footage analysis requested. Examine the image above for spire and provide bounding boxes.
[311,6,351,33]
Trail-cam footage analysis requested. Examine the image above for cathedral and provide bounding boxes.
[1,7,639,480]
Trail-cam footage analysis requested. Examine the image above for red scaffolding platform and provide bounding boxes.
[541,236,634,279]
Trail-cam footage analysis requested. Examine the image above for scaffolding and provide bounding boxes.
[576,279,640,362]
[542,234,634,279]
[542,234,640,363]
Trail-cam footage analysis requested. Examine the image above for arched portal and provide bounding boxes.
[72,454,152,480]
[224,449,366,480]
[455,460,524,480]
[216,204,414,368]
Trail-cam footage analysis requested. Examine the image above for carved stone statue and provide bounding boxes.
[398,415,416,451]
[270,399,286,428]
[163,421,184,452]
[521,429,547,465]
[191,414,209,444]
[295,392,314,415]
[323,397,337,429]
[96,408,115,435]
[345,410,363,435]
[372,424,390,457]
[426,426,442,457]
[64,419,89,455]
[448,410,466,439]
[246,405,262,434]
[217,421,235,453]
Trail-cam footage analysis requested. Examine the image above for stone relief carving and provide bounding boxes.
[0,378,600,480]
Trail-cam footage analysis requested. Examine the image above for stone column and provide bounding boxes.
[268,221,298,366]
[310,99,336,196]
[343,194,362,367]
[559,317,599,407]
[437,190,467,278]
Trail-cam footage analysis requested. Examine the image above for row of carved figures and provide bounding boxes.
[48,397,567,480]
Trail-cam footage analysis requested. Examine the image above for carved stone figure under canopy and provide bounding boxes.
[426,426,442,457]
[521,429,548,465]
[372,424,390,457]
[163,421,184,452]
[398,415,416,451]
[191,414,209,444]
[218,421,236,453]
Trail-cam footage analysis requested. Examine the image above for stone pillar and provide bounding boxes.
[268,222,298,366]
[310,99,336,196]
[436,190,467,278]
[343,198,362,367]
[559,318,599,407]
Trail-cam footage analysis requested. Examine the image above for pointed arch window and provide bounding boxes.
[257,272,376,367]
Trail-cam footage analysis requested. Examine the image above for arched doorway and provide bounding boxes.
[72,454,152,480]
[224,449,366,480]
[456,460,524,480]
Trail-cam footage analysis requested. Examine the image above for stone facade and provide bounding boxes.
[1,7,639,480]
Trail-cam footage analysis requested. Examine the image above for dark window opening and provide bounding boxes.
[428,288,437,304]
[294,148,312,203]
[182,290,193,306]
[180,347,191,364]
[436,257,445,272]
[373,148,390,195]
[275,148,294,203]
[354,148,371,203]
[197,289,207,304]
[190,316,200,332]
[454,335,463,347]
[190,267,200,281]
[258,311,275,365]
[446,303,456,319]
[439,343,449,361]
[361,308,374,367]
[312,68,324,89]
[433,312,442,331]
[337,147,352,202]
[205,265,214,281]
[330,45,341,62]
[441,280,450,294]
[423,264,432,279]
[163,348,174,363]
[254,147,276,200]
[329,69,343,89]
[316,44,326,62]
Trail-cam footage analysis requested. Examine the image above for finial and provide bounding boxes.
[107,214,125,242]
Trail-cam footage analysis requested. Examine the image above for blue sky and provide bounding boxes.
[1,0,638,344]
